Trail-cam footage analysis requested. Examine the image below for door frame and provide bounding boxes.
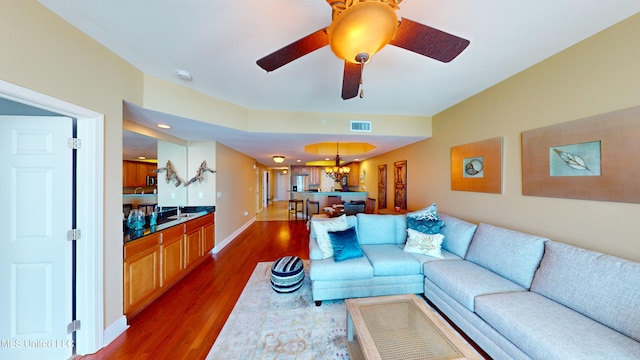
[0,80,104,355]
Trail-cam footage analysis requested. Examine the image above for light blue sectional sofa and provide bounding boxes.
[308,212,640,359]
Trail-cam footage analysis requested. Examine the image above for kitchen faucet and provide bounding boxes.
[134,187,144,194]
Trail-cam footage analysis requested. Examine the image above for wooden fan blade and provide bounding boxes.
[342,62,361,100]
[256,28,329,72]
[389,18,470,63]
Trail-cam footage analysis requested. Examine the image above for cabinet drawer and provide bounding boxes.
[124,233,160,260]
[185,213,213,232]
[161,224,184,245]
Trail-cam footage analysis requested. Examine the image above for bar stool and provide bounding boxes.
[327,195,342,207]
[138,203,157,215]
[306,199,320,220]
[288,199,304,220]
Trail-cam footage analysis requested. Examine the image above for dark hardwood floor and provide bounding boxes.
[82,219,309,360]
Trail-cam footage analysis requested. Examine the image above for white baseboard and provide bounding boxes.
[103,315,129,347]
[212,217,256,254]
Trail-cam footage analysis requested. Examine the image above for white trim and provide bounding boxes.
[212,217,256,254]
[102,315,129,347]
[0,80,105,355]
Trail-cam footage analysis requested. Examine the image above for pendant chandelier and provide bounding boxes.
[324,143,351,181]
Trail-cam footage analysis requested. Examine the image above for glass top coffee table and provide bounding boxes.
[346,294,482,360]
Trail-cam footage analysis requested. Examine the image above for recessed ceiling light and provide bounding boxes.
[138,156,146,160]
[297,159,301,162]
[176,69,193,81]
[156,124,171,129]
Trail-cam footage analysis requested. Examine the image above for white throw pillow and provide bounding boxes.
[404,228,444,259]
[312,215,349,259]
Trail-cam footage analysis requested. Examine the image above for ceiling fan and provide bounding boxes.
[256,0,470,100]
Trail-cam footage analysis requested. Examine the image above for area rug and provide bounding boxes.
[206,261,350,359]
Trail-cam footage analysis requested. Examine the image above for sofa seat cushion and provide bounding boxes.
[356,214,407,245]
[438,213,477,258]
[475,291,640,360]
[407,249,462,264]
[465,223,548,289]
[361,244,422,276]
[531,241,640,342]
[309,256,373,281]
[423,260,526,312]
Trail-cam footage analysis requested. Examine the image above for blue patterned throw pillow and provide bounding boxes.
[406,203,445,234]
[407,218,445,234]
[328,226,364,262]
[406,203,441,221]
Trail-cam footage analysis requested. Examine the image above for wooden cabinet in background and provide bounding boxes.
[123,160,138,187]
[124,233,161,316]
[348,162,360,187]
[123,160,157,187]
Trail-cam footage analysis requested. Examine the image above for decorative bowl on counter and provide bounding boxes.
[127,209,145,230]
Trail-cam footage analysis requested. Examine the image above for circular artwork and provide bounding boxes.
[465,159,484,176]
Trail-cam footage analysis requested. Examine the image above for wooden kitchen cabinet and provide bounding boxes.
[203,221,215,253]
[348,162,360,187]
[123,160,157,187]
[160,225,184,288]
[123,233,161,316]
[123,160,139,187]
[123,213,214,318]
[185,228,202,269]
[185,213,214,269]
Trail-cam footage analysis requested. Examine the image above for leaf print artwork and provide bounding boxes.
[549,141,601,177]
[552,149,589,171]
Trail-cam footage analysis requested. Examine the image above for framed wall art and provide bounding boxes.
[522,105,640,203]
[451,137,503,193]
[394,160,407,209]
[378,164,387,209]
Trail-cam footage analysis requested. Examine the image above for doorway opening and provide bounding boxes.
[0,80,105,356]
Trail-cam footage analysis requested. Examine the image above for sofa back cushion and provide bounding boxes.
[438,213,477,258]
[356,214,406,245]
[465,223,548,289]
[531,241,640,342]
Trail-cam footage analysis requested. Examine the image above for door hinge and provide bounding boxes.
[67,229,81,241]
[67,320,81,334]
[67,137,81,149]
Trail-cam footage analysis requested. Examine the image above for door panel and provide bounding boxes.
[0,116,73,359]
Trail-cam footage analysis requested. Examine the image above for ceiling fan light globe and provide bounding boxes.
[328,2,398,64]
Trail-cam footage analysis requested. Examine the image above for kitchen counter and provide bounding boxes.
[291,191,368,208]
[123,207,214,243]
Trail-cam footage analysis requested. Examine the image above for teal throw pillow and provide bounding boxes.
[406,203,445,234]
[407,218,445,234]
[328,226,364,262]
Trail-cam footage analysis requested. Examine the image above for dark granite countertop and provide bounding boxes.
[123,206,214,243]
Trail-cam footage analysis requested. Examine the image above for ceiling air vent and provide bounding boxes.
[350,120,371,132]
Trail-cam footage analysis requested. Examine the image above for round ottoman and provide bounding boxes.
[270,256,304,293]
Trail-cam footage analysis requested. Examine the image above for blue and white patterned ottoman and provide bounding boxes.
[270,256,304,293]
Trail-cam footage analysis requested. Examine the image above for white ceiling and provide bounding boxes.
[40,0,640,166]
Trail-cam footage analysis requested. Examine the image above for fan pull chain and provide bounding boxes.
[359,57,365,98]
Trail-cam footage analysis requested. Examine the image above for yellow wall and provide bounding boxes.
[214,143,258,243]
[1,1,143,329]
[363,13,640,261]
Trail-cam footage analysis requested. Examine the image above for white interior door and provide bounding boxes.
[275,172,288,201]
[0,116,74,359]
